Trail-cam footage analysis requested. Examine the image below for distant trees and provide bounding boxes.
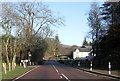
[82,37,92,46]
[54,35,61,55]
[1,2,63,65]
[44,35,61,59]
[87,2,120,69]
[82,38,88,46]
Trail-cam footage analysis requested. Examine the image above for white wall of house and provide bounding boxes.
[73,48,91,60]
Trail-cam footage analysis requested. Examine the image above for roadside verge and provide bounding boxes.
[75,67,120,79]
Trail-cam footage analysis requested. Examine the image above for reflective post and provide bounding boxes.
[90,61,92,71]
[78,61,80,67]
[109,62,111,75]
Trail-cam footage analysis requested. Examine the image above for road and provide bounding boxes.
[14,60,118,81]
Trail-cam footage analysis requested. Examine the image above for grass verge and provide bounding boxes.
[2,68,29,80]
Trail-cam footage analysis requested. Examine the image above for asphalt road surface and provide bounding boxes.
[14,60,119,81]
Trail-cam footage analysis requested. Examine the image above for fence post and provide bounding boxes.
[109,62,111,75]
[90,61,92,71]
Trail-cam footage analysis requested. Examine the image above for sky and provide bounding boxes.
[46,2,95,46]
[0,0,105,46]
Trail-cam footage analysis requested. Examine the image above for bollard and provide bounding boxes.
[109,62,111,75]
[90,61,92,71]
[32,62,34,66]
[30,61,31,66]
[78,61,80,67]
[23,62,26,68]
[20,63,22,66]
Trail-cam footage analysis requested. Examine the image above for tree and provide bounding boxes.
[54,35,61,55]
[44,35,61,59]
[87,2,102,56]
[99,2,120,69]
[82,37,88,46]
[1,9,13,64]
[30,37,48,64]
[1,2,64,65]
[44,38,55,59]
[11,2,63,60]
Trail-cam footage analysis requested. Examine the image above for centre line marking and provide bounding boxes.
[60,76,63,78]
[52,65,59,73]
[61,73,70,81]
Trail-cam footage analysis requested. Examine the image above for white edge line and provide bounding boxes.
[76,69,98,76]
[61,73,70,81]
[12,66,39,81]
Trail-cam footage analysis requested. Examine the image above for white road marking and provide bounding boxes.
[12,66,39,81]
[60,76,63,78]
[76,69,98,76]
[61,73,70,81]
[52,65,59,73]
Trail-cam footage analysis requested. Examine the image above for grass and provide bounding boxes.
[2,68,29,80]
[0,61,2,81]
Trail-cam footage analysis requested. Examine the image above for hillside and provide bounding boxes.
[60,44,73,55]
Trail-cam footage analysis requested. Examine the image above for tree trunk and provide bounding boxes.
[5,44,10,64]
[12,54,16,70]
[12,39,17,70]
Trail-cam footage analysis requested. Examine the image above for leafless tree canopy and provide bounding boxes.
[1,2,64,65]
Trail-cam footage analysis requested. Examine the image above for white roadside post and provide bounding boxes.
[90,61,92,71]
[20,63,22,66]
[109,62,111,75]
[78,61,80,67]
[30,61,31,66]
[32,62,34,66]
[29,54,31,65]
[23,62,26,68]
[21,60,23,67]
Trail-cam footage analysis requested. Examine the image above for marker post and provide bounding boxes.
[109,62,111,75]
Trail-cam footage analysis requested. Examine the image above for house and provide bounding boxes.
[73,46,94,61]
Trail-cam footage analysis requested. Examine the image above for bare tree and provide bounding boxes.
[1,2,64,65]
[10,2,63,40]
[87,2,102,56]
[1,3,19,69]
